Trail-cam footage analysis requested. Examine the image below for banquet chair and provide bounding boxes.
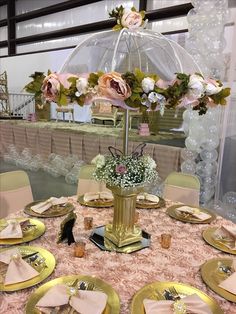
[163,172,200,206]
[77,164,108,196]
[0,170,34,218]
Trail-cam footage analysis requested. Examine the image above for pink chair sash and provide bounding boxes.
[163,185,199,206]
[0,186,33,218]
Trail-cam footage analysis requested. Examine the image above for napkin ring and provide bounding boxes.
[173,300,187,314]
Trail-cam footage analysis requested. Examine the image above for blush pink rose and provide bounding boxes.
[121,9,142,29]
[116,164,127,175]
[41,73,77,102]
[98,72,131,100]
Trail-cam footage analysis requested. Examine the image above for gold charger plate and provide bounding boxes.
[25,275,120,314]
[136,197,165,209]
[0,245,56,292]
[0,218,45,245]
[202,227,236,255]
[131,281,223,314]
[24,200,74,218]
[201,258,236,302]
[166,204,216,224]
[78,195,113,208]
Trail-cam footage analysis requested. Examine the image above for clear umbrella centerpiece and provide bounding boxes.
[25,6,230,252]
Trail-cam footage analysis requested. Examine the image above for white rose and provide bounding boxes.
[75,77,88,97]
[121,9,143,29]
[188,74,205,98]
[142,77,155,93]
[205,82,222,95]
[91,154,105,168]
[143,155,156,169]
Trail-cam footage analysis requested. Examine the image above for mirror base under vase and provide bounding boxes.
[89,225,151,254]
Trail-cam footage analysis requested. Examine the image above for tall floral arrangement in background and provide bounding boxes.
[25,69,230,116]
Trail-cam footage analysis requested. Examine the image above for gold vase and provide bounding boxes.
[105,185,144,247]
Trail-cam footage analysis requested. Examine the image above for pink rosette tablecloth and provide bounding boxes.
[1,197,236,314]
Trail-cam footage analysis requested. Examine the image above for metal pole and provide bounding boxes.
[123,109,129,155]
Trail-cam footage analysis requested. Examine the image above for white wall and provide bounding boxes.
[0,48,72,93]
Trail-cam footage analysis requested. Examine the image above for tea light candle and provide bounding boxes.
[160,233,171,249]
[74,240,86,258]
[84,217,93,230]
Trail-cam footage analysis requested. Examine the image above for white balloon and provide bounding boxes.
[185,137,200,152]
[181,160,196,174]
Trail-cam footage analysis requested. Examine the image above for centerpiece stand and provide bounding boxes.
[90,110,151,253]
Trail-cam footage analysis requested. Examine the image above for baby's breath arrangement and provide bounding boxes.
[91,145,158,188]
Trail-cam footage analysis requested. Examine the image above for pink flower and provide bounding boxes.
[178,95,199,108]
[41,73,77,102]
[116,164,127,175]
[206,97,217,108]
[98,72,131,100]
[121,9,143,29]
[156,78,178,89]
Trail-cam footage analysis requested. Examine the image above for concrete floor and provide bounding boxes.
[0,159,77,200]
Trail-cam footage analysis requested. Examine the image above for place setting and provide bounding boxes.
[25,274,120,313]
[201,257,236,303]
[131,281,223,314]
[202,225,236,255]
[136,192,166,209]
[24,196,75,218]
[0,245,56,292]
[0,218,45,245]
[166,204,216,224]
[77,190,114,208]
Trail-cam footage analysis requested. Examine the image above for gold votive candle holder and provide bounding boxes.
[160,233,171,249]
[74,240,86,258]
[84,217,93,230]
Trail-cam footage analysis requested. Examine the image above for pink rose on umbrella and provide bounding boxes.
[41,73,77,102]
[121,9,143,29]
[98,72,131,100]
[116,164,127,175]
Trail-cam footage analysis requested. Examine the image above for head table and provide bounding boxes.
[1,196,236,314]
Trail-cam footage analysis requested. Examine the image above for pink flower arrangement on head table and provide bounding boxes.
[25,69,230,116]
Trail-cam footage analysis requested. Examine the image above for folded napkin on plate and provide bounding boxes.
[219,260,236,295]
[0,247,39,285]
[213,226,236,250]
[143,293,212,314]
[137,193,159,203]
[176,206,211,221]
[36,283,107,314]
[31,196,68,214]
[0,220,23,239]
[83,191,113,202]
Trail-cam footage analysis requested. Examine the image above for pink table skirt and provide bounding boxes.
[1,197,236,314]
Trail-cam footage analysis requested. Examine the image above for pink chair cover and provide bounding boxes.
[163,185,199,206]
[0,186,33,218]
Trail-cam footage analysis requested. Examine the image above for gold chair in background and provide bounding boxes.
[0,170,34,218]
[163,171,200,206]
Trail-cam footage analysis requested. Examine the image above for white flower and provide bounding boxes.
[91,154,105,168]
[188,74,205,98]
[141,77,155,93]
[143,155,156,169]
[75,77,88,97]
[148,92,166,104]
[205,81,222,95]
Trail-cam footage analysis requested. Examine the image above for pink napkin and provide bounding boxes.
[176,206,211,221]
[0,220,23,239]
[36,283,107,314]
[31,197,68,214]
[219,260,236,295]
[83,191,113,202]
[214,226,236,250]
[143,294,212,314]
[0,247,39,285]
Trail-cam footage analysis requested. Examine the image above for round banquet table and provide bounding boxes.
[1,196,236,314]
